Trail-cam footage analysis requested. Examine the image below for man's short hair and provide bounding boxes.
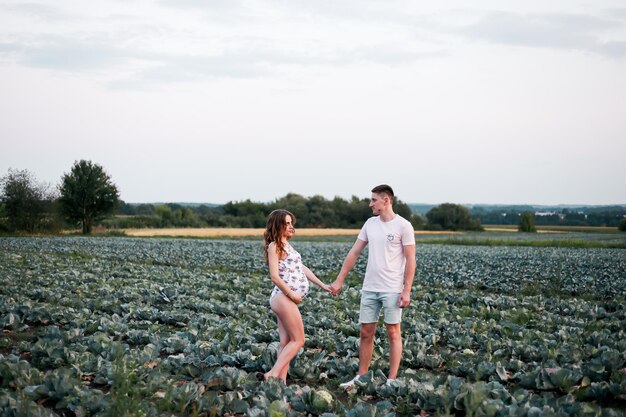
[371,184,394,201]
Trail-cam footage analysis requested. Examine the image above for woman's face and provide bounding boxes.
[282,215,295,239]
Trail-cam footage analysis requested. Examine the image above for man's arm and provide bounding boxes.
[399,244,416,308]
[330,239,367,295]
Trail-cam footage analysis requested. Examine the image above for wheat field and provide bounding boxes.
[120,228,459,237]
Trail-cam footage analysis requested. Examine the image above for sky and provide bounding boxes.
[1,1,625,206]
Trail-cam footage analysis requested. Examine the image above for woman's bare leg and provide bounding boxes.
[265,293,305,383]
[276,315,290,381]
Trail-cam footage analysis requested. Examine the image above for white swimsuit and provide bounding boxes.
[270,243,309,300]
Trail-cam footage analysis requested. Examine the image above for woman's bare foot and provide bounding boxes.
[263,373,286,384]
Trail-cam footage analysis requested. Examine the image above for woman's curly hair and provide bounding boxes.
[263,209,295,264]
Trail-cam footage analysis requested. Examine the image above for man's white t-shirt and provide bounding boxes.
[357,214,416,293]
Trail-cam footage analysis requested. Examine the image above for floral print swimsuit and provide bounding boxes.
[270,243,309,301]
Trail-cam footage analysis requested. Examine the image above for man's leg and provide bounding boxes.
[359,322,377,375]
[383,292,403,380]
[340,291,381,389]
[386,323,402,379]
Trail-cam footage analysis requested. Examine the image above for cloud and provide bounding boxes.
[0,2,71,22]
[460,11,626,58]
[0,27,438,88]
[157,0,241,10]
[599,40,626,57]
[607,8,626,19]
[0,0,447,89]
[12,38,127,71]
[7,2,624,93]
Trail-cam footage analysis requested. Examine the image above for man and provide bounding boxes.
[330,184,416,388]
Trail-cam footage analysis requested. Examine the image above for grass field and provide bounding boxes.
[484,225,620,233]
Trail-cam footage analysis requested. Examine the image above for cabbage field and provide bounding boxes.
[1,236,625,416]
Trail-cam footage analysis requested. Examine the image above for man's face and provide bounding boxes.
[369,192,387,215]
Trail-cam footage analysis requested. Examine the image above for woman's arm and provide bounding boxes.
[268,242,302,303]
[302,265,331,292]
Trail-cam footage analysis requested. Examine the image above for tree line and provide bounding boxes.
[108,194,426,230]
[108,199,626,232]
[105,198,488,231]
[470,206,626,228]
[2,161,625,234]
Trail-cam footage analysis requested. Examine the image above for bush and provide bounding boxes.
[518,211,537,233]
[426,203,483,231]
[410,214,425,230]
[619,218,626,232]
[0,168,57,233]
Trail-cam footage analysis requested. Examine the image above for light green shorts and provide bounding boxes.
[359,291,402,324]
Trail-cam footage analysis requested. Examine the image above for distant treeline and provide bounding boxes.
[470,206,626,227]
[4,164,624,234]
[106,193,422,229]
[105,198,626,230]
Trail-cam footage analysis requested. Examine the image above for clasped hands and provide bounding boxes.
[329,281,342,296]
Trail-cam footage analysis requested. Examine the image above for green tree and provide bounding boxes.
[518,211,537,232]
[0,202,6,232]
[394,197,413,221]
[426,203,483,231]
[346,195,371,227]
[223,199,267,227]
[619,218,626,232]
[306,195,336,227]
[58,160,120,234]
[0,168,56,233]
[410,214,425,230]
[154,204,174,227]
[395,197,425,230]
[272,193,309,225]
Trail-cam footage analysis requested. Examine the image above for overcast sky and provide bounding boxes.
[1,1,625,205]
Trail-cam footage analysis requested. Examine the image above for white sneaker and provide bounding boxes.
[385,378,396,386]
[339,374,362,389]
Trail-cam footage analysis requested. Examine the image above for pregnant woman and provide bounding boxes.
[263,209,331,383]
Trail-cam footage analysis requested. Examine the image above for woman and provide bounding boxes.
[263,209,331,383]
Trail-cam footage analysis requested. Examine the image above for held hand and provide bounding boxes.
[321,283,333,294]
[329,280,343,296]
[398,292,411,308]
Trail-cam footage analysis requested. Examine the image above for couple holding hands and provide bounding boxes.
[263,184,416,388]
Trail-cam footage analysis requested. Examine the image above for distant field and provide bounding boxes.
[120,228,461,237]
[484,225,619,233]
[121,228,358,237]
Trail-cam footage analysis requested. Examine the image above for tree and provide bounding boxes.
[154,204,174,227]
[346,195,371,227]
[410,214,425,230]
[58,160,120,234]
[0,168,56,233]
[272,193,309,225]
[619,218,626,232]
[394,198,413,221]
[518,211,537,232]
[306,195,336,227]
[223,199,267,227]
[426,203,483,231]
